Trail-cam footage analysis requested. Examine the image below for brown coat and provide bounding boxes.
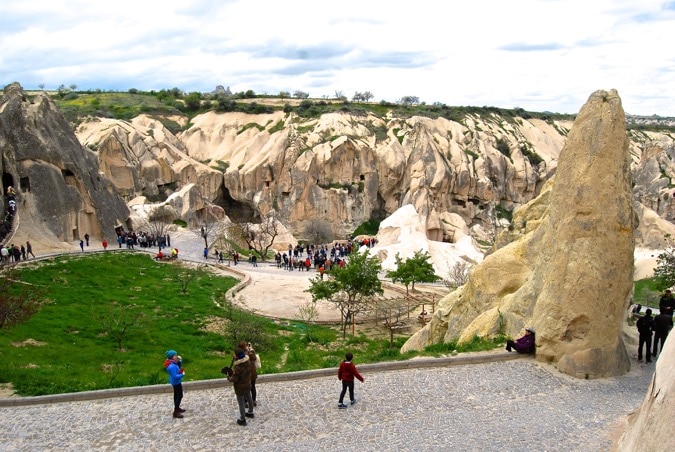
[228,355,252,395]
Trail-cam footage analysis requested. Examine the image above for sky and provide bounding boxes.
[1,0,674,116]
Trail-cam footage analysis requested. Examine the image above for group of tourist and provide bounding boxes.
[165,343,365,424]
[115,229,171,250]
[635,290,674,363]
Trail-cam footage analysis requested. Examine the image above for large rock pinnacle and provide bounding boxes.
[402,90,636,379]
[530,89,635,377]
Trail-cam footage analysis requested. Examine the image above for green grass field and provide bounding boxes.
[0,252,503,396]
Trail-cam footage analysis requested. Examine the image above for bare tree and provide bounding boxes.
[443,261,472,290]
[228,211,282,262]
[0,267,44,330]
[195,217,221,250]
[304,220,333,245]
[378,297,411,348]
[143,206,174,250]
[171,262,201,294]
[93,304,146,351]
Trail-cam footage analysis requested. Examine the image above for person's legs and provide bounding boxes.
[505,340,515,352]
[244,389,254,417]
[646,336,653,362]
[251,381,257,405]
[347,381,355,403]
[638,336,645,361]
[236,393,246,421]
[172,384,184,417]
[652,333,660,357]
[339,381,349,404]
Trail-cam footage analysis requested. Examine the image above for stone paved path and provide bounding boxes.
[0,358,654,451]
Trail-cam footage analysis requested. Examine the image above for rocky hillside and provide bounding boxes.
[4,83,675,250]
[73,92,675,248]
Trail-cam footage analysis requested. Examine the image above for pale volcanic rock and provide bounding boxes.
[403,90,637,379]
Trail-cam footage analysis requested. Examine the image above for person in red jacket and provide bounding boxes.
[337,352,364,409]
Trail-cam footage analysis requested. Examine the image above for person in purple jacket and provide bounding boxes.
[505,327,536,353]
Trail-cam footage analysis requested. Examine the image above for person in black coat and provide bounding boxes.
[636,309,656,363]
[652,311,673,358]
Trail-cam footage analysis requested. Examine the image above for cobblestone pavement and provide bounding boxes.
[0,358,654,451]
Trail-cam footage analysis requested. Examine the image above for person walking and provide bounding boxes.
[637,309,656,363]
[227,347,255,426]
[652,311,673,359]
[164,350,186,418]
[79,239,84,252]
[84,233,90,247]
[337,352,364,409]
[26,241,35,259]
[102,239,108,250]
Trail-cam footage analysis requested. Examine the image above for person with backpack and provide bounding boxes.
[636,309,656,363]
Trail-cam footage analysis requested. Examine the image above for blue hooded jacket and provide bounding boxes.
[166,360,184,386]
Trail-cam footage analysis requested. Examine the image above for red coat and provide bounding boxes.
[338,360,364,382]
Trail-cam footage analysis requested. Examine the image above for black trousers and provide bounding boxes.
[172,383,183,409]
[339,380,354,403]
[652,333,669,357]
[638,335,652,361]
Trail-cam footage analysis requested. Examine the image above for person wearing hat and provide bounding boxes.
[227,347,255,426]
[505,327,536,354]
[164,350,186,418]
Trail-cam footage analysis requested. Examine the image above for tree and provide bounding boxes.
[38,83,45,91]
[304,220,333,245]
[0,268,43,330]
[362,91,374,102]
[444,261,472,290]
[386,250,440,295]
[398,96,420,106]
[227,212,281,262]
[143,205,174,250]
[69,84,78,91]
[306,250,383,337]
[185,92,202,111]
[93,303,145,351]
[654,247,675,290]
[293,90,309,99]
[171,262,200,294]
[195,217,221,251]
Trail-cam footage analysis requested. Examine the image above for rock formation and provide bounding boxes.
[0,83,129,250]
[616,334,675,450]
[402,90,637,379]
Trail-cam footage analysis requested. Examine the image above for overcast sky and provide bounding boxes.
[1,0,674,116]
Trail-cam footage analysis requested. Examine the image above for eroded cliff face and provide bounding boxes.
[402,90,637,379]
[78,109,572,241]
[0,83,129,249]
[73,101,675,247]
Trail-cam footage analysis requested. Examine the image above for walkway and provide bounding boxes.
[0,355,654,451]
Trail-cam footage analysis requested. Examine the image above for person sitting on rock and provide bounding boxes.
[505,327,536,354]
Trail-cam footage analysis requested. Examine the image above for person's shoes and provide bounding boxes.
[237,419,247,426]
[350,399,357,405]
[245,412,255,418]
[172,410,184,418]
[177,407,186,413]
[338,403,348,409]
[253,400,257,407]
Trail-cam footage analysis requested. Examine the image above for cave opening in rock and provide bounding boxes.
[2,172,15,195]
[212,186,258,223]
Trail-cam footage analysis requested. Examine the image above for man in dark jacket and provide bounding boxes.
[505,327,536,353]
[659,289,675,318]
[227,348,255,426]
[637,309,656,363]
[652,311,673,359]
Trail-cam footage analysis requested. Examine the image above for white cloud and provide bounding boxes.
[1,0,674,115]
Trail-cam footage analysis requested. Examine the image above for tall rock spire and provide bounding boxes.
[530,89,635,378]
[402,90,637,379]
